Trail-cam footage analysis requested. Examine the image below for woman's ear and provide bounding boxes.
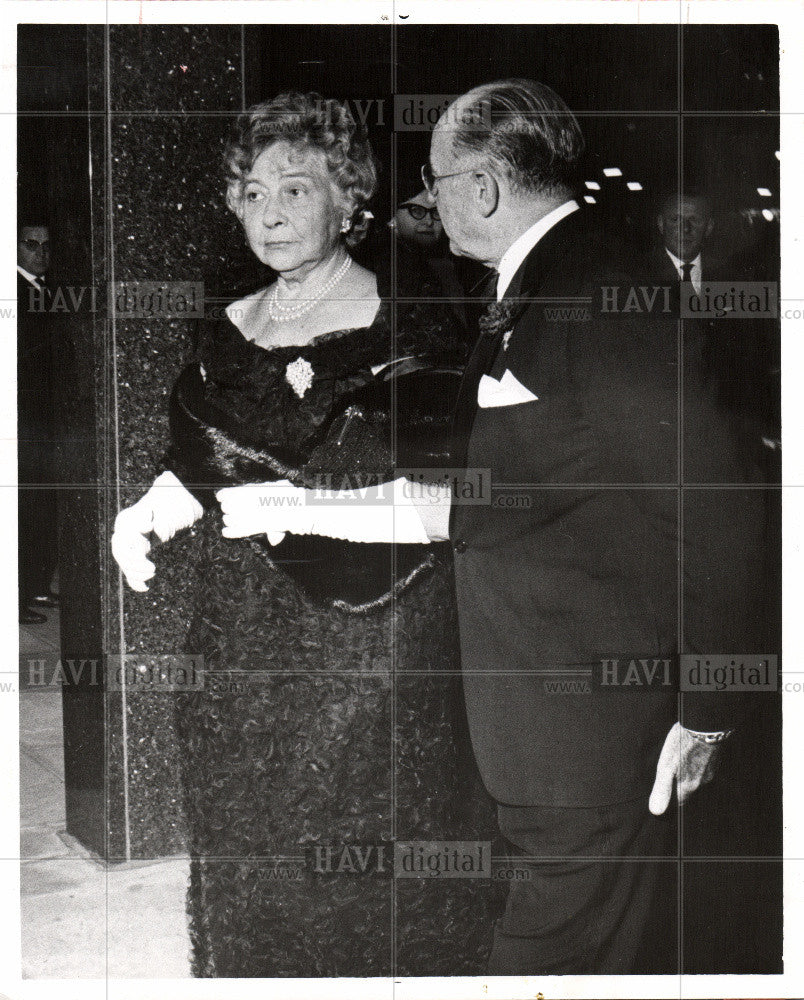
[339,194,357,227]
[226,186,244,222]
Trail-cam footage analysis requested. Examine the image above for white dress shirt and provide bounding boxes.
[17,264,43,290]
[496,200,580,300]
[665,248,702,295]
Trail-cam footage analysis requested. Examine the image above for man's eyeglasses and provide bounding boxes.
[400,204,440,222]
[20,239,50,252]
[421,163,480,196]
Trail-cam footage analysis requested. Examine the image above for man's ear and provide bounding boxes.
[704,217,714,240]
[656,214,665,236]
[472,170,499,218]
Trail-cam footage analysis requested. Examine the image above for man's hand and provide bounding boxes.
[648,722,724,815]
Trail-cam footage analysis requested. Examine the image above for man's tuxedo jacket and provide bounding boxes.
[451,210,768,808]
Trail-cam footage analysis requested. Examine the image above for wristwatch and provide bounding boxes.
[685,728,734,744]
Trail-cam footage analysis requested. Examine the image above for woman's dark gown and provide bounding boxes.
[168,301,500,977]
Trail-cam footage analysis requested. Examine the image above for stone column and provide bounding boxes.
[54,25,258,859]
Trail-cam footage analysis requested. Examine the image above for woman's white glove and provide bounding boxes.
[217,478,430,545]
[111,470,204,591]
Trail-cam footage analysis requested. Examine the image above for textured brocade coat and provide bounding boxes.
[166,301,500,977]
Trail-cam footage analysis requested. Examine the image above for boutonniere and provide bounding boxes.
[479,298,527,340]
[285,357,314,398]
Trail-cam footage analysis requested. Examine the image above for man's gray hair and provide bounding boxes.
[450,78,584,196]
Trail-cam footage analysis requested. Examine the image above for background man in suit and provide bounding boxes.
[648,188,779,480]
[217,79,771,975]
[654,189,714,294]
[17,219,59,624]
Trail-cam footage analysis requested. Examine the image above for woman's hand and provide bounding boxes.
[217,478,430,545]
[217,481,302,545]
[111,471,204,591]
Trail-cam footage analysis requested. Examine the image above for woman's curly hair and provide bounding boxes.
[224,92,378,246]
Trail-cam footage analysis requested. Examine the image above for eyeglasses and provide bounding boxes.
[421,162,480,196]
[400,204,440,222]
[20,239,50,252]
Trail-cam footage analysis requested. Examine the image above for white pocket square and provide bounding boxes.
[477,369,539,408]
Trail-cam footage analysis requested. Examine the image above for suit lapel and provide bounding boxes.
[450,209,588,466]
[489,208,586,377]
[450,321,504,469]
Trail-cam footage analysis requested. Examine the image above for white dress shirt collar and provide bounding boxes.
[496,200,579,301]
[665,248,702,292]
[17,265,43,289]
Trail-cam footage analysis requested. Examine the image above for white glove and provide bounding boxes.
[217,478,430,545]
[111,470,204,591]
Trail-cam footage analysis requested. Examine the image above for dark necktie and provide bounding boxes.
[478,268,499,302]
[680,262,693,282]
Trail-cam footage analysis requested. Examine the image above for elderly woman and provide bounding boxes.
[112,93,496,978]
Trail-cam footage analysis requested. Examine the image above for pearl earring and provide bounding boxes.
[341,218,351,234]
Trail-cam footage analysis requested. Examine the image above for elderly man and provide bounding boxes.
[414,79,760,974]
[209,79,766,975]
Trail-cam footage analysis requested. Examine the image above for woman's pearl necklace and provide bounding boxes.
[268,254,353,322]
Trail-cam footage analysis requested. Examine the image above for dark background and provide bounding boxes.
[19,24,781,290]
[18,22,782,974]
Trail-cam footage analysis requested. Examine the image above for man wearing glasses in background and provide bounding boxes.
[17,220,59,624]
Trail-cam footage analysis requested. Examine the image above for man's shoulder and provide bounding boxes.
[519,213,640,297]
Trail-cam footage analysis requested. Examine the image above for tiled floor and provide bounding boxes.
[19,608,191,978]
